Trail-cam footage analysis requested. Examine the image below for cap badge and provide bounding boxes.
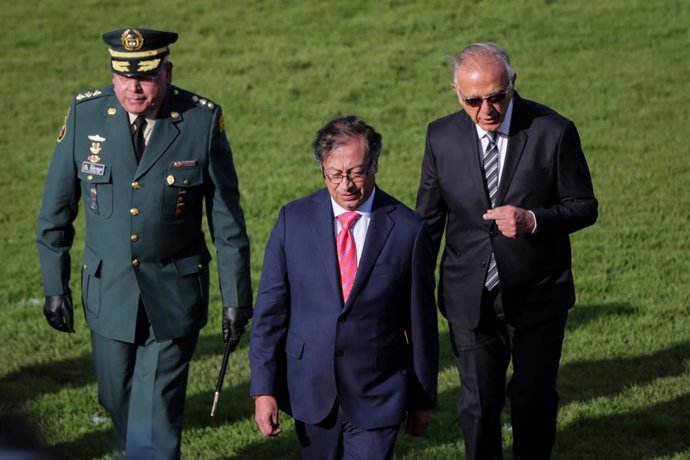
[121,29,144,51]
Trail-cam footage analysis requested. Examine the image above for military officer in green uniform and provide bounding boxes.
[36,28,253,459]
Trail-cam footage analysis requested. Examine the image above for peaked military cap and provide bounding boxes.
[102,28,178,77]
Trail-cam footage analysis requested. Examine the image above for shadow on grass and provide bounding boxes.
[0,354,94,409]
[46,429,118,460]
[6,303,688,459]
[0,334,233,411]
[565,302,638,332]
[556,393,690,459]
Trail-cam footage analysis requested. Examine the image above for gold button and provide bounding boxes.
[87,175,93,181]
[183,179,190,186]
[132,258,140,268]
[166,175,176,185]
[132,181,140,190]
[130,234,139,242]
[82,264,87,271]
[198,264,203,269]
[130,208,140,216]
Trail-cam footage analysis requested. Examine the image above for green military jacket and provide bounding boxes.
[36,84,252,342]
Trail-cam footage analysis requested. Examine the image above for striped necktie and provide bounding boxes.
[484,131,499,291]
[337,211,361,302]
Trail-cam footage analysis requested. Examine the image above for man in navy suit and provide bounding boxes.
[416,43,597,459]
[250,115,439,459]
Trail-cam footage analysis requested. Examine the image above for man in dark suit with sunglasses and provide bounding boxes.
[416,42,597,459]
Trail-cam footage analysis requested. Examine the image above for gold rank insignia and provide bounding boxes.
[219,115,225,133]
[75,89,102,101]
[57,106,71,143]
[171,111,180,120]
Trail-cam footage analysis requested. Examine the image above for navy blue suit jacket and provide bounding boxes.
[250,187,438,429]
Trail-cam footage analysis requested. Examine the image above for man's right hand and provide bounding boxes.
[254,395,282,437]
[43,293,75,333]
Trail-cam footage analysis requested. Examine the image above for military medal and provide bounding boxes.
[89,186,98,212]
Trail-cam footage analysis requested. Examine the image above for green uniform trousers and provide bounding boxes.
[91,311,198,460]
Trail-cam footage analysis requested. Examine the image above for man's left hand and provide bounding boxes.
[483,205,535,238]
[405,410,432,436]
[222,306,253,352]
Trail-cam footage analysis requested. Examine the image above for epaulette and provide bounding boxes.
[75,89,104,102]
[171,87,217,110]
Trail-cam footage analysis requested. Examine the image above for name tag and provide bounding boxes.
[81,161,106,176]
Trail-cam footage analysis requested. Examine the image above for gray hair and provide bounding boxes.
[452,42,516,86]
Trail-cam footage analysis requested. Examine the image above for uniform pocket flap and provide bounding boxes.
[171,254,209,276]
[81,248,103,277]
[164,167,203,188]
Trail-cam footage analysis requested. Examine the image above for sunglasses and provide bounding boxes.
[458,85,512,108]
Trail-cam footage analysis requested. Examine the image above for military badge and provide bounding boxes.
[121,29,144,51]
[88,155,101,163]
[176,189,188,217]
[89,186,98,212]
[219,115,225,134]
[108,107,117,116]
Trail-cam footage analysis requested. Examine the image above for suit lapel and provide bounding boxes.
[497,96,528,205]
[343,190,395,311]
[309,190,342,305]
[106,99,138,177]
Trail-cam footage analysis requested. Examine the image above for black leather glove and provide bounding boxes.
[43,292,75,333]
[222,306,253,352]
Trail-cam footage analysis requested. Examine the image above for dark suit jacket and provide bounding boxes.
[250,188,438,430]
[36,84,252,342]
[416,94,597,330]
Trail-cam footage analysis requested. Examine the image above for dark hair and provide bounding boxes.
[313,115,382,166]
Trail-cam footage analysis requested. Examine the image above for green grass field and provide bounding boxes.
[1,0,688,458]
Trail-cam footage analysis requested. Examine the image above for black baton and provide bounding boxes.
[210,336,234,416]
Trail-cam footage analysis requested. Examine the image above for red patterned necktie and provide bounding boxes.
[337,211,361,302]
